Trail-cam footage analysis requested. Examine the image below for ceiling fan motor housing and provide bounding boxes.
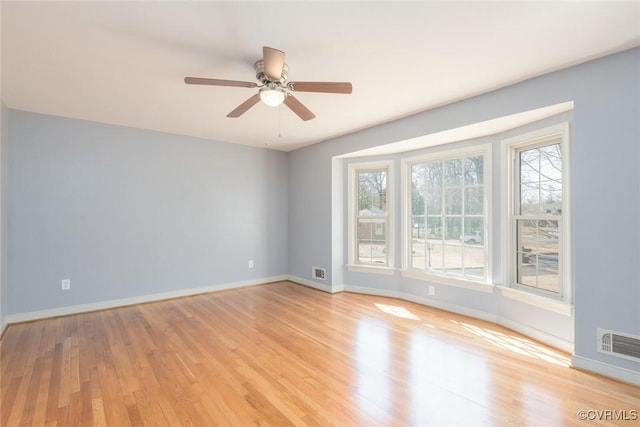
[254,60,289,85]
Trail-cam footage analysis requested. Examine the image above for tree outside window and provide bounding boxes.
[515,143,562,294]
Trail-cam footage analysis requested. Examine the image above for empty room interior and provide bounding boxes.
[1,2,640,426]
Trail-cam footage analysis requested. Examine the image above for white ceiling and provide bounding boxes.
[2,1,639,152]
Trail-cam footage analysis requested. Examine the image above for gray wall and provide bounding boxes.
[0,1,5,329]
[571,50,639,367]
[289,48,640,372]
[0,102,6,328]
[7,110,288,314]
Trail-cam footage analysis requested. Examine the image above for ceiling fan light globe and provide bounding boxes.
[260,88,285,107]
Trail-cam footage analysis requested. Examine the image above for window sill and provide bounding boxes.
[346,264,395,275]
[499,286,573,316]
[400,269,494,293]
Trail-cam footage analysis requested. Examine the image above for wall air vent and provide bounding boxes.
[597,328,640,363]
[312,266,326,281]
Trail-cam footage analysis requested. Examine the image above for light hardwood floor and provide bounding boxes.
[1,281,638,426]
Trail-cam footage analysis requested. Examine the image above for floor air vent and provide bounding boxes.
[312,266,326,280]
[597,328,640,362]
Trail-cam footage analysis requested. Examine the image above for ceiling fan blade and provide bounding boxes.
[227,94,261,118]
[287,81,352,94]
[263,46,285,81]
[185,77,257,88]
[284,95,316,121]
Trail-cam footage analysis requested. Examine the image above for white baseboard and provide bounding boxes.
[287,275,339,293]
[498,317,573,354]
[4,275,288,325]
[571,354,640,386]
[0,319,7,339]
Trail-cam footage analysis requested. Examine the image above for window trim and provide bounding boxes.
[347,160,394,272]
[401,144,492,285]
[501,122,571,303]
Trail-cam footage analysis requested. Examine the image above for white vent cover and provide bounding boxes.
[312,266,326,281]
[597,328,640,362]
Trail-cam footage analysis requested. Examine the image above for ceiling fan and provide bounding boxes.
[184,46,352,121]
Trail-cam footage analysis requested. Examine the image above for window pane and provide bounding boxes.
[517,219,537,255]
[412,164,426,190]
[412,217,425,239]
[538,220,559,292]
[426,189,442,215]
[357,218,386,265]
[520,182,539,215]
[519,149,540,183]
[411,239,425,269]
[519,147,540,215]
[426,217,442,241]
[445,188,462,215]
[516,219,538,285]
[427,243,443,270]
[464,244,485,278]
[540,185,562,215]
[444,159,462,186]
[518,143,562,216]
[539,144,562,182]
[464,156,483,185]
[537,252,559,293]
[412,191,425,215]
[411,246,426,270]
[464,187,483,215]
[540,220,559,244]
[516,219,560,293]
[443,245,462,273]
[463,218,483,245]
[413,214,437,270]
[426,162,442,187]
[358,170,387,213]
[445,217,461,243]
[517,252,537,287]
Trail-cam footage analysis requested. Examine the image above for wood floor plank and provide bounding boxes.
[2,281,639,426]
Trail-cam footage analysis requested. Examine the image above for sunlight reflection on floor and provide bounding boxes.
[374,303,420,320]
[360,299,584,424]
[452,319,571,367]
[355,318,391,421]
[372,301,571,368]
[375,303,571,367]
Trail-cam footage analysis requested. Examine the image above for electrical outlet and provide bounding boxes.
[248,259,254,268]
[61,279,71,291]
[428,285,435,296]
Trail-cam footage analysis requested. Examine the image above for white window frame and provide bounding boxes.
[501,122,571,304]
[347,160,394,274]
[400,144,492,288]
